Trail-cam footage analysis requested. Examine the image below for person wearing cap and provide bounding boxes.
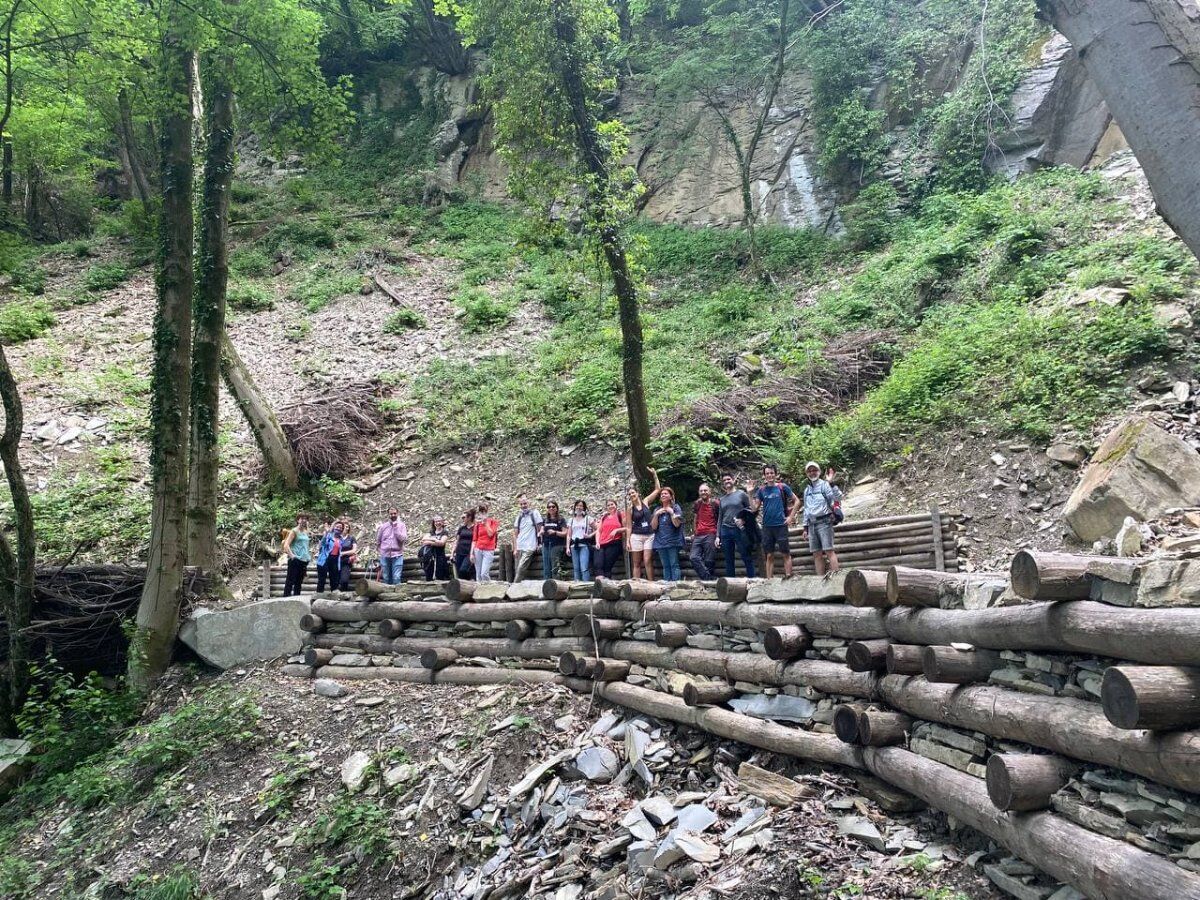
[802,461,842,577]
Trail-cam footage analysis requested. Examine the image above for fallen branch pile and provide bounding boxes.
[279,379,388,477]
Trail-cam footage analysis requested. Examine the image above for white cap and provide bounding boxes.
[805,461,820,472]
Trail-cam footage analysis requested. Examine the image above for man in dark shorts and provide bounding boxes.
[749,464,797,578]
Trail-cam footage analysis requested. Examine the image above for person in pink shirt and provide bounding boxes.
[376,506,408,585]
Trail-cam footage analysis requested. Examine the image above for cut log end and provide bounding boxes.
[764,625,812,661]
[299,613,325,633]
[655,623,689,649]
[377,618,404,639]
[716,577,750,603]
[846,640,891,673]
[682,681,737,708]
[833,705,862,744]
[445,580,475,602]
[1101,665,1200,731]
[558,651,583,676]
[844,569,889,608]
[1010,549,1043,600]
[858,710,911,747]
[885,644,925,676]
[420,647,459,670]
[505,619,535,641]
[985,753,1076,812]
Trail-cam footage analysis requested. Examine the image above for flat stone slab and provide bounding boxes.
[0,739,31,798]
[179,597,311,669]
[746,573,848,603]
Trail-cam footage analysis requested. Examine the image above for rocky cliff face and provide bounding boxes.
[359,28,1130,228]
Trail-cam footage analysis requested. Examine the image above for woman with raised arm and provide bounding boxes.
[625,467,660,580]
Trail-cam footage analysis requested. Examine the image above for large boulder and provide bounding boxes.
[1064,416,1200,542]
[179,597,311,669]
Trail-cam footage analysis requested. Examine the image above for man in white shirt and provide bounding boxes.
[512,494,544,583]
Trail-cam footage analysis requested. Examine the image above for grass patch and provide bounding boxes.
[383,307,426,333]
[81,261,130,293]
[289,265,363,312]
[0,298,56,343]
[455,286,514,332]
[230,246,274,278]
[228,280,275,313]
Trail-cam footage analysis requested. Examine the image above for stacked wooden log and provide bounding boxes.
[282,555,1200,899]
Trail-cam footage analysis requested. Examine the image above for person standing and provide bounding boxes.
[453,509,476,579]
[315,520,342,593]
[717,474,755,578]
[802,462,843,577]
[512,494,544,582]
[337,523,359,591]
[419,516,451,581]
[541,501,568,580]
[689,484,720,580]
[625,468,661,580]
[471,503,499,582]
[750,464,797,578]
[652,487,685,582]
[376,507,408,585]
[282,514,311,596]
[568,500,596,582]
[595,499,626,579]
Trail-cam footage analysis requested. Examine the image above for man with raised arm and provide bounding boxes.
[802,462,843,577]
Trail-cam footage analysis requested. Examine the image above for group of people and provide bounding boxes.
[278,462,843,595]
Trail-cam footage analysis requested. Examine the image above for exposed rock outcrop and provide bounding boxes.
[1064,415,1200,542]
[179,597,312,669]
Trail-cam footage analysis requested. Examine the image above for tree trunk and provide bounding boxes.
[884,601,1200,666]
[865,746,1200,900]
[220,335,300,489]
[117,88,153,206]
[985,753,1077,812]
[763,625,812,660]
[131,29,195,690]
[0,344,34,734]
[550,0,654,491]
[1036,0,1200,262]
[1,138,11,212]
[878,674,1200,794]
[1101,665,1200,731]
[187,64,234,576]
[921,645,1004,684]
[415,0,469,75]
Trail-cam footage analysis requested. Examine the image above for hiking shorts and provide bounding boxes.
[808,517,836,552]
[762,524,790,554]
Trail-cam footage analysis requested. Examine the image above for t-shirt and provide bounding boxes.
[543,515,567,547]
[289,530,311,562]
[473,518,499,551]
[653,503,684,548]
[694,500,719,536]
[454,524,473,557]
[569,515,594,542]
[338,535,357,563]
[719,490,751,530]
[597,511,624,546]
[629,504,654,535]
[514,509,543,552]
[755,483,795,527]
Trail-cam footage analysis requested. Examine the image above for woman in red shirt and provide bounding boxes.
[595,498,626,579]
[470,502,499,582]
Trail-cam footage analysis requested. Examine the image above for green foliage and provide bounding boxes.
[844,181,901,249]
[0,857,35,899]
[125,867,202,900]
[0,298,56,344]
[81,261,130,293]
[8,260,48,295]
[383,307,426,333]
[230,247,274,278]
[817,96,888,184]
[228,476,361,545]
[59,685,260,809]
[289,265,363,312]
[258,752,315,818]
[228,280,276,312]
[455,286,514,331]
[311,794,393,857]
[15,662,141,787]
[297,856,346,900]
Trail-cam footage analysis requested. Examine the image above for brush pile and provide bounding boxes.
[279,379,388,478]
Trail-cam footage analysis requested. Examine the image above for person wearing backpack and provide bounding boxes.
[512,494,544,582]
[802,461,843,577]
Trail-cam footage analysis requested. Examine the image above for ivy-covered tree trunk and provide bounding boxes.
[1037,0,1200,261]
[550,0,655,492]
[1,0,18,216]
[0,343,35,735]
[221,335,300,490]
[130,28,194,690]
[187,61,234,576]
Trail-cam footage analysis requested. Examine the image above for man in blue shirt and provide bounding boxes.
[749,463,797,578]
